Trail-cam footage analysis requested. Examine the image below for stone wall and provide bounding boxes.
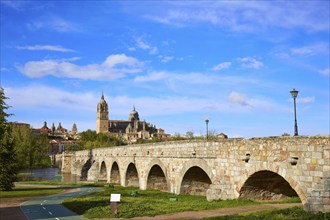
[63,135,329,213]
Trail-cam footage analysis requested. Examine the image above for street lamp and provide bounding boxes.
[290,88,299,136]
[205,119,209,140]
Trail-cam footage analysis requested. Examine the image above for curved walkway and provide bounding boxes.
[20,187,103,220]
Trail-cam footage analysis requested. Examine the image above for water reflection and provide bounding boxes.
[19,168,79,183]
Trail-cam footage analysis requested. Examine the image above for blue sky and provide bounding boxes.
[1,1,329,137]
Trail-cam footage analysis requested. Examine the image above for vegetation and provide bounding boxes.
[63,185,257,218]
[73,129,125,150]
[0,187,64,198]
[204,206,330,220]
[264,196,301,204]
[11,125,51,169]
[0,87,18,191]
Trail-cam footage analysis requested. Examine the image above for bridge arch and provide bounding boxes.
[145,159,169,192]
[125,163,140,187]
[99,161,107,181]
[176,159,213,196]
[239,169,305,204]
[109,161,121,184]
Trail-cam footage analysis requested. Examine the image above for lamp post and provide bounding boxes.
[205,119,209,140]
[290,88,299,136]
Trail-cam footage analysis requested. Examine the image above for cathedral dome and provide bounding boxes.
[129,106,140,121]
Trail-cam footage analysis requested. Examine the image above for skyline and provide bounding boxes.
[1,1,329,137]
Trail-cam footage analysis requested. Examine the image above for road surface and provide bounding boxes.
[21,187,103,220]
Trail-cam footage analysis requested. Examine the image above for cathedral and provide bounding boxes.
[96,93,169,143]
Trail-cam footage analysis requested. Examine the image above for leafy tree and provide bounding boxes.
[0,88,18,190]
[172,132,186,141]
[80,129,97,142]
[78,130,124,149]
[206,130,218,140]
[11,124,51,169]
[185,131,194,139]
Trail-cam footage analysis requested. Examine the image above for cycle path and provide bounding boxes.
[21,187,103,220]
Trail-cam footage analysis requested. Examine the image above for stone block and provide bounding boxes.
[312,152,322,159]
[324,205,330,212]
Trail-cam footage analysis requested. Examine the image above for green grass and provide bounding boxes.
[1,181,104,198]
[264,196,301,204]
[62,185,258,218]
[0,187,64,198]
[204,206,330,220]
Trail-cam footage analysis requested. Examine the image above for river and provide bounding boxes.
[19,168,79,183]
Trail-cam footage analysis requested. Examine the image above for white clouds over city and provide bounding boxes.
[17,54,144,80]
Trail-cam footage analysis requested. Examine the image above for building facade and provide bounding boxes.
[96,94,169,142]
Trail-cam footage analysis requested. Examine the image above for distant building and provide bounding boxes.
[35,121,79,140]
[96,93,170,143]
[217,133,228,139]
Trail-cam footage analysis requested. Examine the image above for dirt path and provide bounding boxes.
[102,203,302,220]
[0,197,30,220]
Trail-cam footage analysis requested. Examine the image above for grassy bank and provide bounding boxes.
[0,187,64,198]
[63,185,257,218]
[204,206,330,220]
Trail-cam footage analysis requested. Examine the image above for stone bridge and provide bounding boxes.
[56,136,329,213]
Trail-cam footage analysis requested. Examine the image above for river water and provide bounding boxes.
[19,168,79,183]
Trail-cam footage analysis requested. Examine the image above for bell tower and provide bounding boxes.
[96,93,109,133]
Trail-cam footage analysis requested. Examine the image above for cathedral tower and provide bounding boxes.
[96,93,109,133]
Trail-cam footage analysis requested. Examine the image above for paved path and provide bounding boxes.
[20,187,103,220]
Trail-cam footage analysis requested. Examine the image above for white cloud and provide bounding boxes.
[212,62,231,71]
[145,1,329,32]
[297,97,315,104]
[27,17,77,32]
[5,85,96,111]
[134,71,221,85]
[17,54,144,80]
[16,45,75,52]
[159,55,174,63]
[134,71,167,82]
[134,37,158,54]
[291,43,329,56]
[238,57,263,69]
[319,68,330,76]
[1,67,9,72]
[1,1,27,10]
[228,91,251,106]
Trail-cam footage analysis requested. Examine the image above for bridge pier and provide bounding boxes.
[206,183,237,201]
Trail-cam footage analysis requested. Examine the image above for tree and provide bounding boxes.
[185,131,194,139]
[0,88,18,190]
[11,125,51,169]
[172,132,186,141]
